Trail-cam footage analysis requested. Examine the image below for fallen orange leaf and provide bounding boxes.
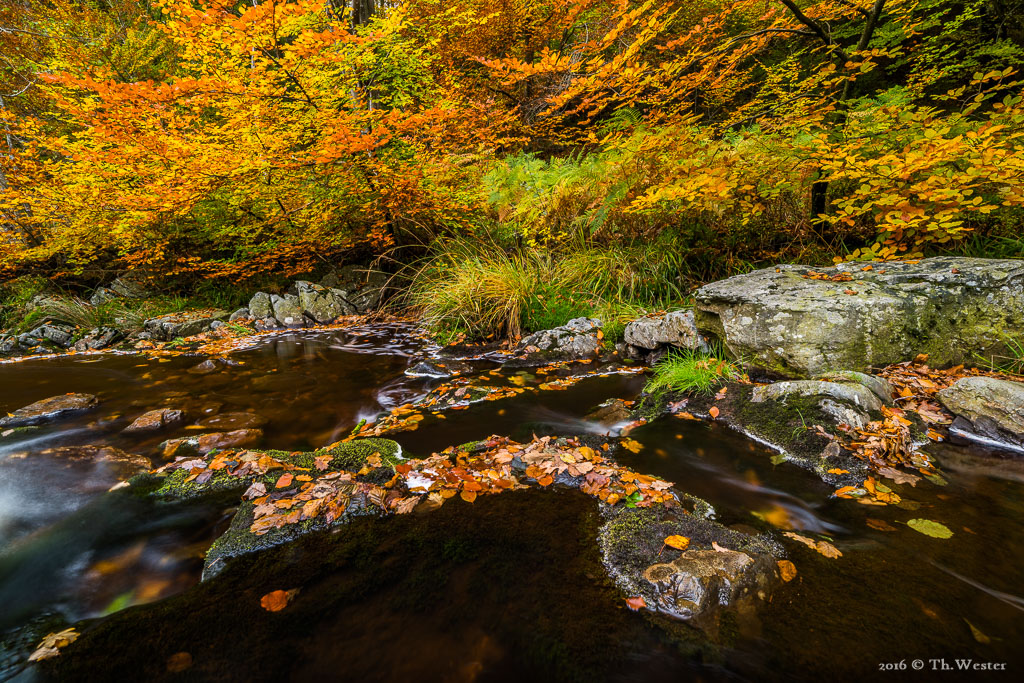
[663,535,690,551]
[777,560,797,582]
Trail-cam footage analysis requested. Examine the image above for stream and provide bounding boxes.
[1,324,1023,681]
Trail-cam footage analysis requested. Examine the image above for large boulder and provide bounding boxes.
[517,317,602,359]
[247,292,272,319]
[320,266,388,312]
[695,257,1024,378]
[623,310,709,353]
[0,393,98,428]
[751,379,884,430]
[938,376,1024,453]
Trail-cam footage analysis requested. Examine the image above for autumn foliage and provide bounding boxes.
[1,0,1022,283]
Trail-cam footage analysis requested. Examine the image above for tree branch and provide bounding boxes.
[777,0,850,63]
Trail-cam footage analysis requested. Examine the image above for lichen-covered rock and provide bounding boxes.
[248,292,272,319]
[0,393,99,428]
[144,310,229,341]
[751,380,884,430]
[624,310,709,353]
[228,307,250,321]
[815,370,893,405]
[123,408,187,434]
[270,294,304,328]
[517,317,602,359]
[322,266,388,312]
[695,257,1024,378]
[938,376,1024,453]
[294,281,354,323]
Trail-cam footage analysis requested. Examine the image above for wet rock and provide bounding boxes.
[599,505,781,626]
[815,370,893,405]
[195,412,268,431]
[159,429,263,457]
[248,292,272,319]
[270,294,305,328]
[123,408,187,434]
[40,445,152,477]
[0,393,99,428]
[938,376,1024,453]
[254,317,282,331]
[584,398,632,427]
[404,360,473,378]
[88,286,119,306]
[144,310,229,341]
[72,327,122,352]
[695,257,1024,378]
[517,317,602,359]
[188,359,221,374]
[108,275,150,299]
[624,310,709,353]
[0,335,16,354]
[229,307,250,321]
[751,380,884,430]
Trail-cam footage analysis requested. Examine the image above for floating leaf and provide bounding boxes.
[663,535,690,551]
[260,588,298,612]
[965,619,991,644]
[777,560,797,582]
[620,438,643,453]
[907,518,953,538]
[865,518,897,532]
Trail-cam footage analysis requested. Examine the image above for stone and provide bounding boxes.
[815,370,893,405]
[248,292,272,319]
[27,324,75,348]
[229,307,250,321]
[294,281,351,323]
[195,412,268,431]
[123,408,187,434]
[0,393,99,428]
[254,317,283,331]
[188,359,221,374]
[623,310,709,352]
[584,398,632,427]
[88,287,119,306]
[320,266,388,312]
[270,294,305,328]
[76,327,122,351]
[144,310,229,341]
[404,360,473,378]
[209,321,226,331]
[197,429,263,453]
[751,380,884,430]
[517,317,603,358]
[642,548,775,621]
[938,376,1024,453]
[694,257,1024,378]
[108,275,150,299]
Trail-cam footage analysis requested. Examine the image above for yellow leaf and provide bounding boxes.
[663,535,690,551]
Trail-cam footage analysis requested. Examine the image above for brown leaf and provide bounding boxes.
[275,473,294,489]
[777,560,797,582]
[865,518,897,532]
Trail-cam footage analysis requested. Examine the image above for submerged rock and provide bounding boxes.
[695,257,1024,378]
[159,429,263,457]
[195,412,268,431]
[404,360,474,378]
[599,504,782,626]
[0,393,99,428]
[938,376,1024,453]
[123,408,187,434]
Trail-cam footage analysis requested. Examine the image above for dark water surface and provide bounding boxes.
[1,325,1022,681]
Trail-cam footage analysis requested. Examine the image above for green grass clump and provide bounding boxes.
[645,350,741,395]
[973,335,1024,376]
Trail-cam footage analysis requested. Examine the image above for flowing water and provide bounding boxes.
[1,324,1022,681]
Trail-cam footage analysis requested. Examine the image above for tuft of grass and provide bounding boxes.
[405,236,688,342]
[645,349,742,395]
[35,295,192,333]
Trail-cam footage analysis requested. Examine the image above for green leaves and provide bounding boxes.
[907,518,953,539]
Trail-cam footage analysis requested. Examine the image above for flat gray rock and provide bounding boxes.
[695,257,1024,377]
[623,310,709,352]
[938,376,1024,452]
[0,393,99,428]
